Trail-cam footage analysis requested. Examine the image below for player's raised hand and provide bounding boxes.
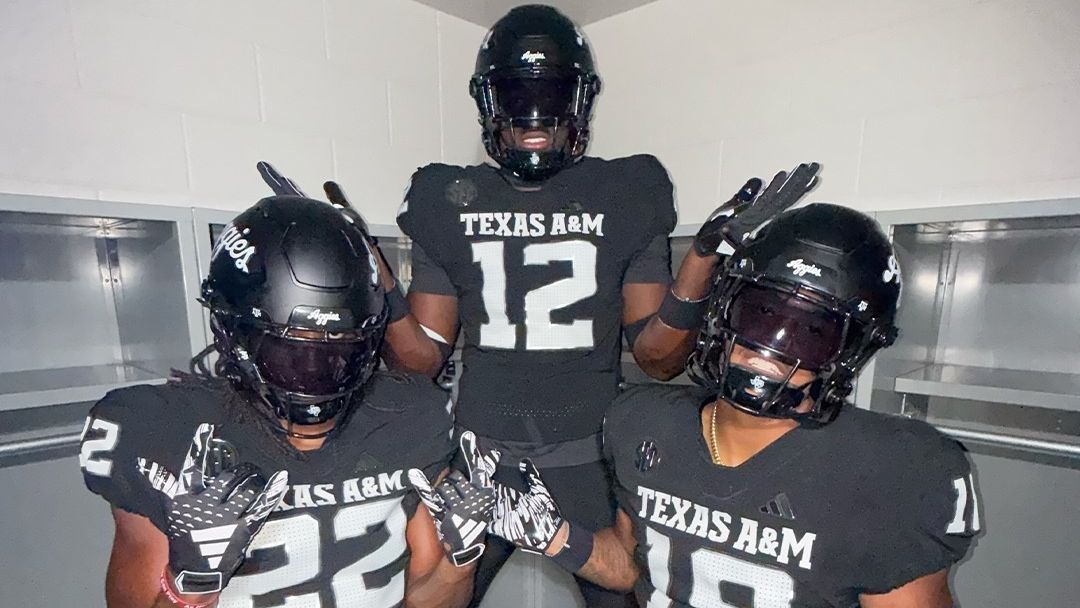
[162,424,289,595]
[256,160,307,197]
[693,162,821,256]
[407,431,501,566]
[323,180,372,237]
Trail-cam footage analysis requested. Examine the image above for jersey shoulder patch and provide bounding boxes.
[398,163,486,250]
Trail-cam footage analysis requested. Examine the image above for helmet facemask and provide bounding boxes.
[471,69,600,181]
[689,277,880,425]
[210,308,386,439]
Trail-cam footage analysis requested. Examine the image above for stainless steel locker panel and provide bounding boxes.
[0,194,204,413]
[866,198,1080,458]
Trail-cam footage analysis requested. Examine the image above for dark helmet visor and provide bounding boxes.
[727,284,847,370]
[488,73,580,119]
[251,332,378,396]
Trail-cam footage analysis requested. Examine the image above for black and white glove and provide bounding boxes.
[256,160,374,241]
[256,160,308,197]
[408,431,501,566]
[161,424,289,595]
[490,459,565,554]
[693,162,821,256]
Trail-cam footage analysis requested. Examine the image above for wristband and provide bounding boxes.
[386,281,410,323]
[657,288,709,330]
[549,521,594,574]
[160,570,215,608]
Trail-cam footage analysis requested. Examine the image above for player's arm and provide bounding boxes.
[859,569,954,608]
[860,430,980,607]
[382,289,458,378]
[629,165,821,380]
[106,507,219,608]
[378,243,459,378]
[625,250,721,380]
[570,509,640,592]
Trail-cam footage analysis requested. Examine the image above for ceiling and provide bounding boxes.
[414,0,660,27]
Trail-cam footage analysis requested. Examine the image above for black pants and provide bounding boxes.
[454,452,638,608]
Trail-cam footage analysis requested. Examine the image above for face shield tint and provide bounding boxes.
[488,75,579,120]
[251,333,376,396]
[727,284,846,370]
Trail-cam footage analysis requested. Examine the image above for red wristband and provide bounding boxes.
[159,570,215,608]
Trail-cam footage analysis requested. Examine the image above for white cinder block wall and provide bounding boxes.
[584,0,1080,222]
[584,4,1080,608]
[0,0,486,225]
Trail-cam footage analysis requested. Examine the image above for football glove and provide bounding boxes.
[408,431,501,566]
[489,458,565,554]
[255,160,375,241]
[160,424,289,595]
[693,162,821,256]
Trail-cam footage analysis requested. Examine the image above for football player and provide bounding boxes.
[488,204,982,607]
[376,4,820,605]
[79,195,495,607]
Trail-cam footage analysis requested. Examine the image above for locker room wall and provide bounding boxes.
[583,0,1080,222]
[0,0,487,225]
[2,1,1078,607]
[583,1,1080,606]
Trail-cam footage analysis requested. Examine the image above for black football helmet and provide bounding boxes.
[470,4,601,181]
[201,196,387,437]
[688,203,902,424]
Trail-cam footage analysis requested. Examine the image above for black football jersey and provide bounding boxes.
[79,372,453,608]
[397,155,676,443]
[604,385,980,608]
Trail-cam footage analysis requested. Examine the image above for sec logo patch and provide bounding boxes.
[635,439,660,472]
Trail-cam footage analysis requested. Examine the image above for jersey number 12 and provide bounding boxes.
[472,240,598,350]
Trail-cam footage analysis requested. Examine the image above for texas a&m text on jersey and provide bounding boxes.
[604,385,980,608]
[398,154,676,443]
[81,374,453,607]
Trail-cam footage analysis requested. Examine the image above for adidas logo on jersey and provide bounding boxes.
[189,524,237,569]
[759,493,796,521]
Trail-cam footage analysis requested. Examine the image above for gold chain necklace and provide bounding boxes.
[708,402,723,465]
